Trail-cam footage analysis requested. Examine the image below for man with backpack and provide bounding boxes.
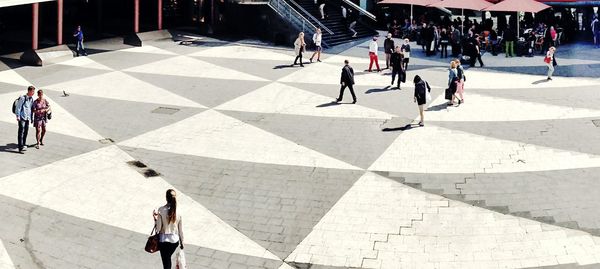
[13,86,35,153]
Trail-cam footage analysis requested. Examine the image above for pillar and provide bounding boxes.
[158,0,163,30]
[134,0,140,33]
[57,0,63,45]
[32,3,39,50]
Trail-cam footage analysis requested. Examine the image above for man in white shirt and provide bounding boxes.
[368,36,381,72]
[310,28,323,62]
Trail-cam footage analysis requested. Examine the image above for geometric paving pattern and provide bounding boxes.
[1,33,600,269]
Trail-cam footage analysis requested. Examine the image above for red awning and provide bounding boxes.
[483,0,551,12]
[378,0,440,6]
[428,0,493,10]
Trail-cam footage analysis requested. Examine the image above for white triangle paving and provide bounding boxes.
[368,124,600,174]
[216,82,395,119]
[189,44,294,61]
[0,240,15,269]
[427,92,600,122]
[464,69,600,89]
[286,172,600,268]
[0,146,280,260]
[119,109,360,170]
[123,55,269,82]
[118,45,178,55]
[55,56,113,70]
[42,71,204,108]
[0,69,33,87]
[0,91,104,141]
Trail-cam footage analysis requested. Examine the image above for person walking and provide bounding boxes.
[368,36,381,72]
[317,0,326,19]
[73,25,87,56]
[153,189,184,269]
[503,26,516,57]
[32,89,50,149]
[544,46,557,80]
[468,34,484,67]
[292,32,306,67]
[439,28,450,58]
[454,59,466,103]
[390,46,405,89]
[401,38,411,71]
[336,59,356,104]
[348,9,358,38]
[413,75,431,127]
[447,61,460,106]
[14,86,35,154]
[310,28,323,63]
[383,33,395,69]
[592,16,600,48]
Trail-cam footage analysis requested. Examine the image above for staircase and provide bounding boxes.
[268,0,377,48]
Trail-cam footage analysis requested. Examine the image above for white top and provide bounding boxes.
[156,205,183,243]
[313,33,322,46]
[369,40,378,53]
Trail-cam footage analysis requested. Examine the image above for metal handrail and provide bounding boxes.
[342,0,376,22]
[268,0,319,34]
[286,0,334,35]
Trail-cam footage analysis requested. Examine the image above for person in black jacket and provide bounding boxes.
[503,26,516,57]
[383,33,395,69]
[336,59,356,104]
[390,46,405,89]
[413,75,431,127]
[439,28,450,58]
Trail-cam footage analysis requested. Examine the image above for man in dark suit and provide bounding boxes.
[336,59,356,104]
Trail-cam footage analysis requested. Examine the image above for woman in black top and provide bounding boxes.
[439,28,450,58]
[413,75,431,127]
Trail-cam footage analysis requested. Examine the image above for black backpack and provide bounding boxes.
[11,95,24,114]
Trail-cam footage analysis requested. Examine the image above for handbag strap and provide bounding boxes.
[150,225,157,235]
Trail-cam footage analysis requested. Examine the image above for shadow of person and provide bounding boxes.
[365,86,398,94]
[273,64,297,69]
[532,78,550,85]
[0,143,20,154]
[316,101,343,108]
[382,124,414,132]
[426,103,450,111]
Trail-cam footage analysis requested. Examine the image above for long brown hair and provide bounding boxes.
[165,189,177,224]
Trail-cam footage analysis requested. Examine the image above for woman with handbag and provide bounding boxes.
[153,189,184,269]
[292,32,306,67]
[545,46,557,80]
[447,61,460,106]
[32,89,50,149]
[413,75,431,127]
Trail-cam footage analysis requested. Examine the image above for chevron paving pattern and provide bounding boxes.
[1,36,600,269]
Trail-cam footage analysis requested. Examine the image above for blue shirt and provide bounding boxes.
[15,95,34,121]
[75,30,83,41]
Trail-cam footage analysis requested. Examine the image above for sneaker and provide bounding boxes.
[352,100,357,104]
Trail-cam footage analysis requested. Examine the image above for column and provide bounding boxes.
[57,0,63,45]
[158,0,163,30]
[32,3,39,50]
[134,0,140,33]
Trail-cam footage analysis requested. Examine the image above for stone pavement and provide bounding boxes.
[1,33,600,269]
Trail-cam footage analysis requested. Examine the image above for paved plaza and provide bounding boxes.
[1,33,600,269]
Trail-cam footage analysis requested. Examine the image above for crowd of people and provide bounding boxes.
[385,13,569,65]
